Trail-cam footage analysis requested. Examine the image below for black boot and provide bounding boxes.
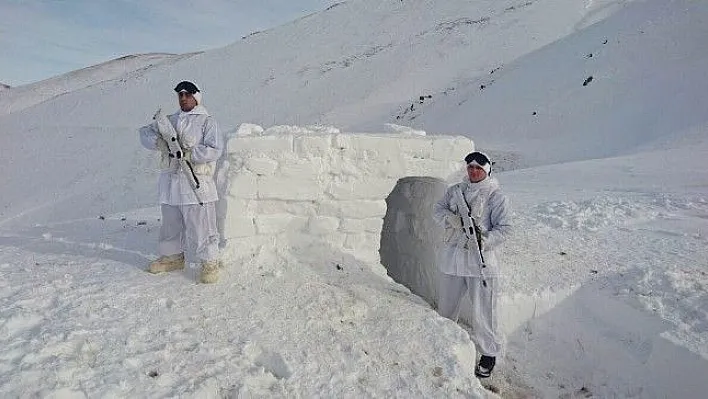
[475,355,496,378]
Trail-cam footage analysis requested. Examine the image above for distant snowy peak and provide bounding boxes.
[0,52,195,115]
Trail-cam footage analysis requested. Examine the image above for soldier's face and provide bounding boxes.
[467,164,487,183]
[178,91,197,112]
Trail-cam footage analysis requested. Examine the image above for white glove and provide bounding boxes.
[179,134,197,150]
[156,137,169,153]
[445,214,463,229]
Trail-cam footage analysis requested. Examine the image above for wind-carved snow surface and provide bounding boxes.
[532,193,708,231]
[534,196,655,231]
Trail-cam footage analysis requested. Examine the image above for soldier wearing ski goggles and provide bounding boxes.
[433,151,513,379]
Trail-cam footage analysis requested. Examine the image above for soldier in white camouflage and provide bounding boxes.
[433,151,513,378]
[139,81,223,283]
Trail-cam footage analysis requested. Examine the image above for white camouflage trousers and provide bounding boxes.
[159,203,219,262]
[437,273,502,357]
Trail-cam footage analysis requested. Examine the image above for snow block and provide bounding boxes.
[343,232,380,251]
[340,217,384,233]
[405,158,460,178]
[227,173,258,199]
[255,214,308,234]
[317,200,388,219]
[228,134,294,156]
[432,136,473,161]
[224,198,257,216]
[245,157,279,176]
[257,200,317,216]
[278,158,325,177]
[327,178,397,200]
[294,135,332,157]
[258,177,322,201]
[223,217,256,238]
[235,123,264,137]
[307,216,341,235]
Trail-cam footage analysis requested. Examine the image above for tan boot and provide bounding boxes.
[199,260,220,284]
[148,253,185,274]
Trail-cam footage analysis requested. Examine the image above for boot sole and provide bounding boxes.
[147,266,185,274]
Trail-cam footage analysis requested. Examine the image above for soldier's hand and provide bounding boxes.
[156,137,169,152]
[445,214,463,229]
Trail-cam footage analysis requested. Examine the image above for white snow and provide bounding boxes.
[1,0,707,397]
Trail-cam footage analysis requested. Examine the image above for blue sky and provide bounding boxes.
[0,0,338,86]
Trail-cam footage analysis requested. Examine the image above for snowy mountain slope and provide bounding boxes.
[0,0,630,228]
[0,82,9,91]
[196,0,630,130]
[408,0,708,167]
[1,0,631,130]
[0,53,195,115]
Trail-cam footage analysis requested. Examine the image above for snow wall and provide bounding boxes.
[380,176,449,308]
[219,124,473,280]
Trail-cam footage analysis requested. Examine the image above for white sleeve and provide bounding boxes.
[483,190,513,250]
[433,186,457,227]
[190,117,223,164]
[139,122,160,150]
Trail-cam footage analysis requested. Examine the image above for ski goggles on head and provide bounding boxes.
[464,151,492,173]
[173,81,200,94]
[464,151,491,166]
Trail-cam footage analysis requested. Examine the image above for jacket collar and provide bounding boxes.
[178,105,210,117]
[463,176,499,191]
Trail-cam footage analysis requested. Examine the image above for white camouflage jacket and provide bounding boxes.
[433,177,513,277]
[139,105,223,205]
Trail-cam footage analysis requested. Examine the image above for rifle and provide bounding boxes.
[153,108,206,206]
[470,217,486,266]
[456,187,488,287]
